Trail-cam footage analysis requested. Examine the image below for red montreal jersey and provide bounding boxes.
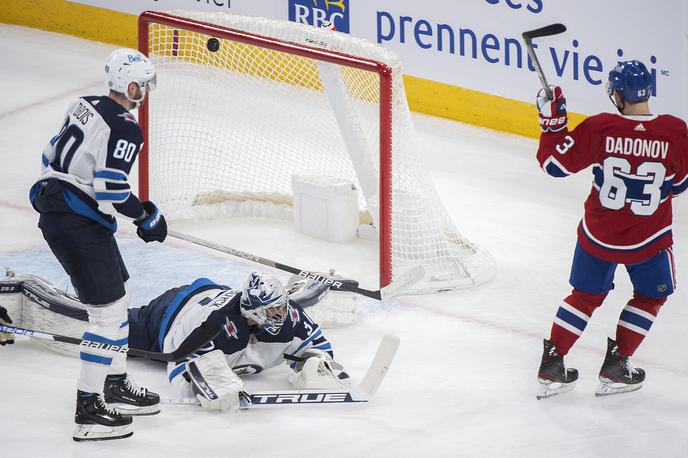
[537,113,688,264]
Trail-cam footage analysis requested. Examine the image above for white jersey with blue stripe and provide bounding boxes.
[37,95,144,220]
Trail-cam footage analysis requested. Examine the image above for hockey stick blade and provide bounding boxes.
[0,324,215,363]
[356,334,399,398]
[522,23,567,41]
[161,334,400,409]
[168,229,424,300]
[378,266,425,300]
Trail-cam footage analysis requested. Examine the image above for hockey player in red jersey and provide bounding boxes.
[534,60,688,399]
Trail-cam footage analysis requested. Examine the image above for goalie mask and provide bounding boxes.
[105,48,157,106]
[240,273,289,334]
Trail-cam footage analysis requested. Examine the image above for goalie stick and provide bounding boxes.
[167,229,424,300]
[0,323,220,363]
[521,23,567,100]
[161,334,400,409]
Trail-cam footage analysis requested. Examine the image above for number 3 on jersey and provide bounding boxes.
[599,157,666,216]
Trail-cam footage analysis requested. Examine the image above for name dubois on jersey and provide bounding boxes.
[72,102,94,125]
[605,136,669,159]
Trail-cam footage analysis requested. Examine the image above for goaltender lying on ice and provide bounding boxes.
[0,269,361,411]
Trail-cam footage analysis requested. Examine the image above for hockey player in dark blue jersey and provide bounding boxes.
[29,48,166,441]
[127,272,350,411]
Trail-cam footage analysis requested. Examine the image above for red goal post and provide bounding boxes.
[138,11,394,287]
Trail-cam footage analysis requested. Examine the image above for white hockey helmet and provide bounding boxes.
[240,272,289,333]
[105,48,156,104]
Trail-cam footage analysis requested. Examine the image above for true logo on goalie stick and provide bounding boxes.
[289,0,350,33]
[251,392,354,404]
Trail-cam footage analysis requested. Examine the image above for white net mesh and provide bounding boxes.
[144,11,495,293]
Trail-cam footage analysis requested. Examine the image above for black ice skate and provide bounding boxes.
[104,373,161,416]
[537,339,579,400]
[595,337,645,397]
[73,390,133,442]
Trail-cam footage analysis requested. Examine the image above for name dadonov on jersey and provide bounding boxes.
[606,136,669,160]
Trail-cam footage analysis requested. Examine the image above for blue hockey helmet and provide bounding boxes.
[240,272,289,333]
[606,60,652,104]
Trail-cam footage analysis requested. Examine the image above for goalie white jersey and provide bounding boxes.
[125,278,334,396]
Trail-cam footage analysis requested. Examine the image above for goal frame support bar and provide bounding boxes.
[137,10,394,286]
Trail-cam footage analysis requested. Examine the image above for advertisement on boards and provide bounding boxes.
[69,0,687,118]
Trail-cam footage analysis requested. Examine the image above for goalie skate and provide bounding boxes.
[595,338,644,397]
[536,339,578,400]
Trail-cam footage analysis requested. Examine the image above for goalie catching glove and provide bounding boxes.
[288,349,351,390]
[536,85,568,132]
[186,350,245,411]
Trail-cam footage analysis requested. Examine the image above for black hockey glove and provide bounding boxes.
[0,305,14,346]
[135,201,167,243]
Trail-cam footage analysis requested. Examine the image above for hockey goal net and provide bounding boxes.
[138,10,495,293]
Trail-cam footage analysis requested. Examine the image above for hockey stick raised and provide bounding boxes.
[0,323,220,363]
[521,23,567,100]
[168,229,424,300]
[161,334,400,409]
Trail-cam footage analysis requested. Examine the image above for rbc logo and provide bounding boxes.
[289,0,350,33]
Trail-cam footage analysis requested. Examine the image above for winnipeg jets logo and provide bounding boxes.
[223,317,239,339]
[118,112,138,124]
[290,306,299,326]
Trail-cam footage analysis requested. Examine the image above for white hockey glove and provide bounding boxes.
[288,349,351,390]
[0,305,14,346]
[186,350,245,411]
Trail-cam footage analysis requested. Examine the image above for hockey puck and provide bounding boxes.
[207,38,220,52]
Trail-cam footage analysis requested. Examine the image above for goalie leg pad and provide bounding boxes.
[187,350,245,411]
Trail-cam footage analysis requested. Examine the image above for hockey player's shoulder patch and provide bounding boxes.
[117,112,138,124]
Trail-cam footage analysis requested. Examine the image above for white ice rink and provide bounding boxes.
[1,24,687,457]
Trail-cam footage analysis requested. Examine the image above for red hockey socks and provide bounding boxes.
[549,289,607,355]
[615,293,665,357]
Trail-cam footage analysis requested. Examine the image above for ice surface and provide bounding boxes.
[0,24,687,457]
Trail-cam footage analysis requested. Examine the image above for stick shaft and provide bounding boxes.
[168,229,384,299]
[521,23,567,100]
[0,323,209,362]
